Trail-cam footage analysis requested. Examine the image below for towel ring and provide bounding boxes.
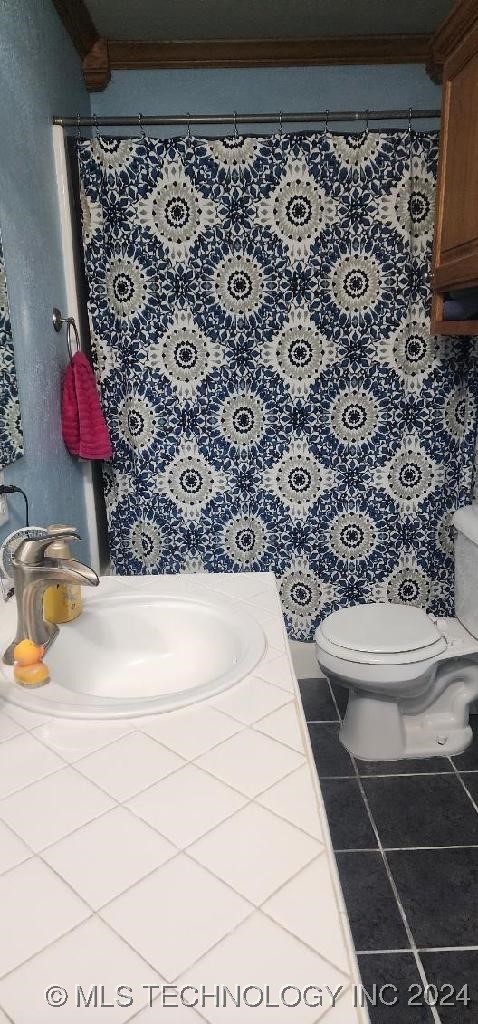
[66,319,80,361]
[52,308,80,361]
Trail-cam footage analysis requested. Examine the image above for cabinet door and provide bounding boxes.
[433,20,478,291]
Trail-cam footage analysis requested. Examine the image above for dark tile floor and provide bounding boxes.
[299,677,478,1024]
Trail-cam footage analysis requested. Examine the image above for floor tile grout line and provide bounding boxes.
[305,719,340,724]
[311,692,446,1021]
[417,945,478,952]
[326,682,343,724]
[334,848,390,854]
[349,761,443,1024]
[449,759,478,815]
[383,844,478,851]
[357,772,454,778]
[358,943,478,953]
[318,771,455,779]
[356,949,418,955]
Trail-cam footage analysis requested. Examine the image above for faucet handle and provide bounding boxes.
[13,527,81,567]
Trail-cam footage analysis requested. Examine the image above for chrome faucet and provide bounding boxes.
[3,528,99,665]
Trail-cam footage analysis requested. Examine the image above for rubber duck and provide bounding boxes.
[13,639,50,687]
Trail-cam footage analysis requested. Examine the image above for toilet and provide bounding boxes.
[315,505,478,761]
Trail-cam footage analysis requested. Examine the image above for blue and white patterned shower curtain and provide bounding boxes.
[78,129,478,640]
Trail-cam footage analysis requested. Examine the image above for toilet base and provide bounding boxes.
[340,679,477,761]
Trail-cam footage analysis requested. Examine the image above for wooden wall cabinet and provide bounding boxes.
[431,1,478,334]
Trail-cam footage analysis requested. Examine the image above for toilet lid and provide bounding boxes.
[319,602,442,655]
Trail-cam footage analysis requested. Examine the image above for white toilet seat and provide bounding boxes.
[315,602,448,665]
[314,510,478,761]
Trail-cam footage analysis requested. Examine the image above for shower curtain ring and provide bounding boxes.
[324,109,329,133]
[278,110,283,136]
[365,109,369,135]
[76,113,81,140]
[186,112,191,140]
[233,111,238,137]
[138,112,146,139]
[93,113,99,137]
[408,107,413,134]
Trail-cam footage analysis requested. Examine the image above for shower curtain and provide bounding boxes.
[77,129,478,640]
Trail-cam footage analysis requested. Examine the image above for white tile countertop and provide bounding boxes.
[0,572,367,1023]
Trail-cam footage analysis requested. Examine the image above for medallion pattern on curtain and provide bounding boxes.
[0,233,23,468]
[78,130,478,640]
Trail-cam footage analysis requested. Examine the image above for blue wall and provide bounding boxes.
[93,65,441,134]
[0,0,90,558]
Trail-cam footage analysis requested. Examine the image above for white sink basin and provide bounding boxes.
[0,576,266,718]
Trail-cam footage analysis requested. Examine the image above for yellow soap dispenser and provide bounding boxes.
[43,524,83,624]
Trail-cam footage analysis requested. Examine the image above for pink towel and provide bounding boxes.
[61,352,112,460]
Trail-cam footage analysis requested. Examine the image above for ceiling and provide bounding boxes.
[84,0,454,42]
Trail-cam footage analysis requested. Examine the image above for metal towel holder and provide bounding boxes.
[52,307,80,361]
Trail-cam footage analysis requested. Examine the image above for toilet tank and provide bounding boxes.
[454,505,478,638]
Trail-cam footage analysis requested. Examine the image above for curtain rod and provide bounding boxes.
[52,108,440,128]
